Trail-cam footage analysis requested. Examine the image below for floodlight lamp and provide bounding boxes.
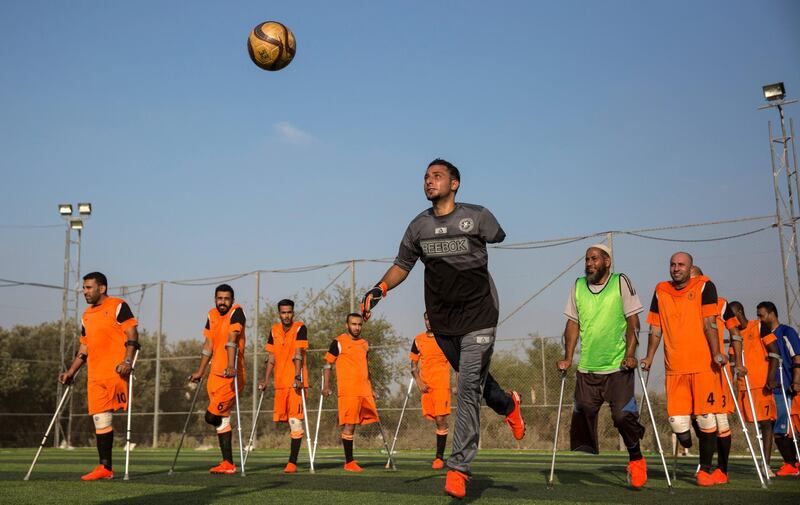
[763,82,786,102]
[78,202,92,216]
[69,218,83,230]
[58,204,73,216]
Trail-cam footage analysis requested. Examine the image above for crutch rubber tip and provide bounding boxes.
[668,486,674,494]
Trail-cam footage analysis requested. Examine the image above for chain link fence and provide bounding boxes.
[0,215,792,456]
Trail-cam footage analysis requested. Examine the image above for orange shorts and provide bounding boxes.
[739,388,777,422]
[207,373,245,416]
[666,370,723,416]
[338,396,378,426]
[87,377,128,415]
[793,394,800,433]
[717,367,734,414]
[273,387,305,422]
[421,388,451,420]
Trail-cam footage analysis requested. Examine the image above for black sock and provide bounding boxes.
[775,435,799,464]
[218,431,233,464]
[342,438,354,463]
[96,431,114,470]
[716,434,731,473]
[436,433,447,459]
[627,441,643,462]
[697,430,717,473]
[289,437,302,464]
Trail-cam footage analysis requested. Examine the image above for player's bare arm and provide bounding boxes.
[59,343,89,385]
[411,359,428,393]
[702,315,728,366]
[792,354,800,392]
[557,319,580,371]
[292,348,304,391]
[115,325,140,378]
[322,365,333,396]
[223,329,240,377]
[764,340,780,390]
[729,326,747,377]
[258,352,275,391]
[620,313,640,370]
[190,337,213,382]
[640,326,662,371]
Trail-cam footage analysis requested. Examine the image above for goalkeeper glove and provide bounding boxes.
[361,282,388,320]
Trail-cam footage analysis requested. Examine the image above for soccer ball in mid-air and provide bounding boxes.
[247,21,296,71]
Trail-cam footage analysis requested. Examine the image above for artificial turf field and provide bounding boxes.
[1,448,798,504]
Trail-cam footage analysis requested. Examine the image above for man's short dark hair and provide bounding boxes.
[428,158,461,185]
[346,312,363,323]
[215,284,234,298]
[729,300,744,313]
[757,301,778,317]
[277,299,295,310]
[83,272,108,287]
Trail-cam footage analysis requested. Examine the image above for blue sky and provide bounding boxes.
[1,1,799,368]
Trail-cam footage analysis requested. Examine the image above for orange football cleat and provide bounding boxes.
[209,460,236,474]
[776,462,799,476]
[445,469,468,499]
[504,391,526,440]
[343,460,363,472]
[431,458,445,470]
[627,457,647,489]
[283,462,297,474]
[710,468,728,484]
[696,469,716,487]
[80,464,113,481]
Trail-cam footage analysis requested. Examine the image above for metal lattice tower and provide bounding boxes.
[760,85,800,325]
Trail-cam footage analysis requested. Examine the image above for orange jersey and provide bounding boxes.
[204,304,246,378]
[409,332,451,390]
[325,333,371,397]
[265,321,309,388]
[80,296,138,382]
[646,277,718,375]
[738,319,777,390]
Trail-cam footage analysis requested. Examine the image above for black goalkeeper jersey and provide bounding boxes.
[394,202,505,337]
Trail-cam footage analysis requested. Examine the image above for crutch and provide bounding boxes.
[777,360,800,462]
[547,370,567,489]
[721,366,767,488]
[637,369,650,420]
[370,380,396,470]
[242,387,266,468]
[637,366,673,493]
[231,351,246,476]
[168,374,205,475]
[386,376,414,468]
[376,416,396,470]
[298,369,315,473]
[311,369,325,463]
[123,349,140,481]
[740,353,771,481]
[24,370,80,481]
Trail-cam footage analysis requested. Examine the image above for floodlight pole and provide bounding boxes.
[65,227,82,447]
[350,260,356,313]
[252,271,261,441]
[761,96,800,324]
[55,225,70,448]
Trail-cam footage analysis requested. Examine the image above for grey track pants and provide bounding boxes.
[435,327,509,474]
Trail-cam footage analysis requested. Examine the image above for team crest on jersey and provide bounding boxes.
[458,218,474,232]
[687,291,695,300]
